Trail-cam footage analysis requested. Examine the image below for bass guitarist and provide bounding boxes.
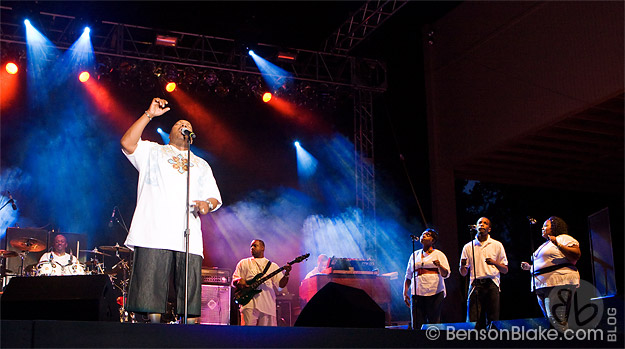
[232,239,291,326]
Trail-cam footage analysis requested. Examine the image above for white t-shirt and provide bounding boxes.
[123,140,222,256]
[460,236,508,289]
[530,234,580,291]
[233,257,284,316]
[39,252,75,266]
[405,249,450,297]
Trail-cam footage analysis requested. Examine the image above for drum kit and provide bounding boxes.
[0,237,134,322]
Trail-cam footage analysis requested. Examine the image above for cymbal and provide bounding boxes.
[10,237,46,252]
[80,249,111,257]
[99,243,131,253]
[0,249,18,258]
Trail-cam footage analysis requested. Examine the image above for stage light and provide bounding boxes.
[5,62,18,75]
[157,128,163,133]
[78,71,90,82]
[249,50,292,92]
[84,27,90,34]
[249,50,255,56]
[294,141,300,147]
[165,82,177,92]
[24,19,31,26]
[155,35,178,47]
[277,51,297,61]
[262,92,272,103]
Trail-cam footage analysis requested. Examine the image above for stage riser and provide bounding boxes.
[1,320,622,348]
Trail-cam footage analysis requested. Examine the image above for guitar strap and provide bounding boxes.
[261,260,272,277]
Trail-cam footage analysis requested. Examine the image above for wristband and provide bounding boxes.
[144,110,154,121]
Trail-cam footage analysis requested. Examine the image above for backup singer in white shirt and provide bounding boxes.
[521,216,580,332]
[459,217,508,329]
[404,229,450,329]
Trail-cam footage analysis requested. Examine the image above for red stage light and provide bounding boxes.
[5,63,18,75]
[166,82,177,92]
[78,71,90,83]
[262,92,272,103]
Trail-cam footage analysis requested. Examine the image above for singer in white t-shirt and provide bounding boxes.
[121,98,222,324]
[404,228,450,330]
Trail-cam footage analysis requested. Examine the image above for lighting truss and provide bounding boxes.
[0,6,387,92]
[322,0,409,54]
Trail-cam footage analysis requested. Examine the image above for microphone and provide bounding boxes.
[527,216,537,224]
[181,127,196,139]
[7,191,17,210]
[108,207,116,228]
[468,225,477,230]
[409,234,419,240]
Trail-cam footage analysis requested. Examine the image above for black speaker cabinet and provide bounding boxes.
[199,284,230,325]
[294,282,385,328]
[1,275,119,322]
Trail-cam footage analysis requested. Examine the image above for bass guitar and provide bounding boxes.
[234,253,309,306]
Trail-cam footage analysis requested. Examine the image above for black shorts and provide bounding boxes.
[127,247,203,317]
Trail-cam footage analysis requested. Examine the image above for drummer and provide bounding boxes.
[39,234,77,267]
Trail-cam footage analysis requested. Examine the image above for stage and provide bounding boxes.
[1,319,622,348]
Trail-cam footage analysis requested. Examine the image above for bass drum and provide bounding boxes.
[36,261,63,276]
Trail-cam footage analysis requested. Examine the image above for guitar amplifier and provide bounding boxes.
[200,284,230,325]
[201,267,231,285]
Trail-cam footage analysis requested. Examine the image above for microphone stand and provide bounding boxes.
[183,135,192,325]
[469,228,478,322]
[0,199,15,212]
[410,234,419,330]
[528,218,537,293]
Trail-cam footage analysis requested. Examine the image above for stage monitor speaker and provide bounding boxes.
[200,284,230,325]
[490,317,550,330]
[421,322,477,330]
[1,275,119,322]
[294,282,385,328]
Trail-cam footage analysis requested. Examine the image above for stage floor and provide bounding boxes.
[1,320,622,348]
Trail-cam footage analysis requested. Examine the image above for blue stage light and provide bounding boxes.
[248,51,292,92]
[157,128,163,133]
[24,19,31,26]
[294,141,300,147]
[84,27,90,34]
[249,50,255,56]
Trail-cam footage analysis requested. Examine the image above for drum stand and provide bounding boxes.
[17,251,28,276]
[111,257,132,322]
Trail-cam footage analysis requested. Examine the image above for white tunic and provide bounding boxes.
[530,234,580,291]
[123,140,222,257]
[233,257,284,316]
[405,249,450,297]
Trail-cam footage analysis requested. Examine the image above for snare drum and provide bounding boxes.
[36,261,63,276]
[66,262,86,275]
